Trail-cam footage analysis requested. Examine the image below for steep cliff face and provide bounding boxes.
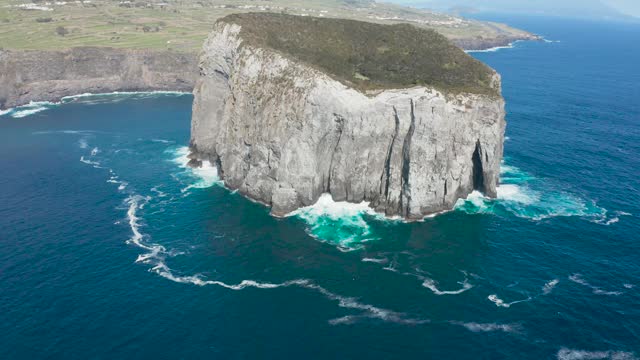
[190,15,506,220]
[0,47,197,109]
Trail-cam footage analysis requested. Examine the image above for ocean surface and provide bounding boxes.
[1,17,639,359]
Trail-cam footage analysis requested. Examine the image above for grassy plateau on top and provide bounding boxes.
[222,13,499,97]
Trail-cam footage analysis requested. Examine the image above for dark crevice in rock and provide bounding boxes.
[213,68,229,80]
[380,106,400,200]
[327,114,345,193]
[214,154,224,180]
[400,99,416,216]
[472,140,485,193]
[186,158,202,168]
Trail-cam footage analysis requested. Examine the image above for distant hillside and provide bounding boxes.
[0,0,537,52]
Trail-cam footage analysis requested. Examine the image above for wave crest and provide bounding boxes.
[288,193,383,250]
[170,146,221,192]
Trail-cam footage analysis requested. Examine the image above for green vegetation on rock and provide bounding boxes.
[223,13,499,96]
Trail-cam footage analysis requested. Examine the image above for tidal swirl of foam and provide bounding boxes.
[74,141,529,329]
[124,183,427,325]
[488,294,533,308]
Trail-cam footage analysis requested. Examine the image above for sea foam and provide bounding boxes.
[171,146,220,192]
[557,348,637,360]
[79,156,102,168]
[465,43,516,53]
[455,164,614,223]
[422,277,473,295]
[488,294,532,308]
[452,321,521,333]
[288,193,383,250]
[7,101,58,118]
[568,274,623,296]
[3,91,190,119]
[543,279,560,295]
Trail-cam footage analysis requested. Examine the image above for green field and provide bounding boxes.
[0,0,534,52]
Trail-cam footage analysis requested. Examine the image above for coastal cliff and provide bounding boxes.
[189,14,506,220]
[0,47,197,109]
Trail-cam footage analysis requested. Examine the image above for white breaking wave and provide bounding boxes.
[4,91,188,118]
[592,211,632,226]
[150,186,168,198]
[59,91,189,106]
[107,170,129,192]
[171,146,220,192]
[455,164,617,223]
[78,138,89,149]
[10,101,57,118]
[488,294,532,308]
[91,147,99,156]
[568,274,623,296]
[465,42,517,53]
[80,156,102,168]
[361,257,389,264]
[287,193,384,250]
[288,193,378,221]
[497,184,537,204]
[543,279,560,295]
[33,130,96,135]
[422,277,473,295]
[557,348,637,360]
[452,321,521,333]
[62,90,190,101]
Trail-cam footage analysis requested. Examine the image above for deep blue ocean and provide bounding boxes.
[1,16,639,359]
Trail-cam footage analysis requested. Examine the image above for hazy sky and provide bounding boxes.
[384,0,640,18]
[607,0,640,17]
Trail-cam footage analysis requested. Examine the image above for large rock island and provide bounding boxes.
[189,13,506,220]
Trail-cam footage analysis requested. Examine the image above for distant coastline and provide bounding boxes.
[0,34,539,110]
[0,47,197,110]
[0,91,192,119]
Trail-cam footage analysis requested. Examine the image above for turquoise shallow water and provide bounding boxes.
[1,17,639,359]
